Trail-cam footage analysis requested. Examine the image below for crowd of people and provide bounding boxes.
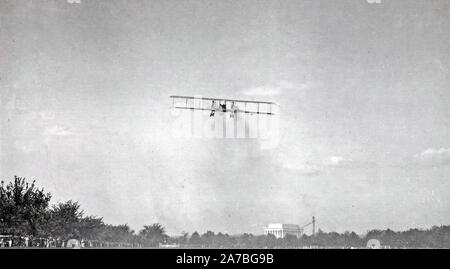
[0,235,139,248]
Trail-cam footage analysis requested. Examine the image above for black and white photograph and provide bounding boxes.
[0,0,449,258]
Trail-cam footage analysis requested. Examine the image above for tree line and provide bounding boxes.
[171,226,449,249]
[1,176,449,248]
[0,176,163,247]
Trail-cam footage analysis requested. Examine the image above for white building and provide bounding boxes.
[264,224,303,239]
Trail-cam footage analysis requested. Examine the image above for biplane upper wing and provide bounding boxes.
[169,95,278,115]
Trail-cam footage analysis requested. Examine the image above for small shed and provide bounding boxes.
[366,239,381,249]
[66,239,81,249]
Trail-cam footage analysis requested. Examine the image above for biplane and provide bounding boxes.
[169,95,278,117]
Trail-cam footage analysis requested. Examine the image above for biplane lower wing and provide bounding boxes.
[172,106,276,115]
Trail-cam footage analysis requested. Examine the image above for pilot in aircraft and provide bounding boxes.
[230,101,238,118]
[210,101,227,117]
[220,102,226,112]
[210,100,218,117]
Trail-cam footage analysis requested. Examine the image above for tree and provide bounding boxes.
[189,231,202,247]
[0,176,51,236]
[201,230,215,248]
[254,235,268,248]
[48,200,84,240]
[343,231,362,248]
[213,232,227,248]
[283,234,298,248]
[237,233,254,248]
[79,216,104,241]
[104,224,135,244]
[176,232,189,245]
[314,229,327,247]
[264,234,277,249]
[139,223,167,247]
[298,234,311,247]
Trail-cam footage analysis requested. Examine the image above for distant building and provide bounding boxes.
[264,224,303,239]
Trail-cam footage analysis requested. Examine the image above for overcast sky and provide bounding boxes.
[1,0,449,235]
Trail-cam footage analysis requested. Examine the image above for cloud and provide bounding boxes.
[280,154,368,176]
[412,148,450,166]
[283,162,322,176]
[43,125,73,137]
[242,80,308,97]
[325,156,353,167]
[367,0,381,4]
[324,156,376,169]
[414,148,450,159]
[278,153,323,176]
[67,0,81,4]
